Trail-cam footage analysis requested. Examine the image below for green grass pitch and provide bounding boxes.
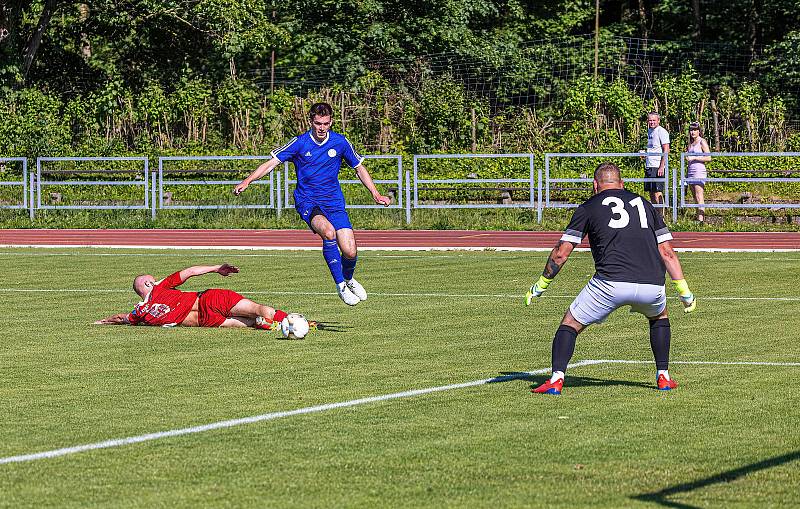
[1,248,799,508]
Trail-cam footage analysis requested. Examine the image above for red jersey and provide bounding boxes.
[127,271,198,326]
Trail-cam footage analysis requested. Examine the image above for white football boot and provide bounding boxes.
[337,282,360,306]
[345,278,367,301]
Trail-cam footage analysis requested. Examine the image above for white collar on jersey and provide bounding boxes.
[308,131,330,146]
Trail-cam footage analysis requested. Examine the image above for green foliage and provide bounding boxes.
[418,74,472,152]
[653,69,708,130]
[0,89,71,157]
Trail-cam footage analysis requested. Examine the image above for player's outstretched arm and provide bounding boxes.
[526,241,575,305]
[178,264,240,282]
[354,164,391,206]
[234,158,281,195]
[658,241,696,313]
[94,313,130,325]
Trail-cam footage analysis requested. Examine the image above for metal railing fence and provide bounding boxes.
[2,152,800,223]
[543,152,674,220]
[412,153,537,215]
[680,152,800,210]
[158,156,275,212]
[0,158,28,215]
[34,157,150,218]
[282,155,404,211]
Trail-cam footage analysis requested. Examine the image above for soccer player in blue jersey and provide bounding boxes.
[234,102,391,306]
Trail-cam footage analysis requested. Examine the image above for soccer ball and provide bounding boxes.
[280,313,309,339]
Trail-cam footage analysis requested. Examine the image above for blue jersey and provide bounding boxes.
[271,130,365,206]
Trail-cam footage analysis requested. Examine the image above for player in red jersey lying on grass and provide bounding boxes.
[95,263,302,331]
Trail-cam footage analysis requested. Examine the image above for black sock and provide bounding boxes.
[649,318,671,371]
[552,325,579,373]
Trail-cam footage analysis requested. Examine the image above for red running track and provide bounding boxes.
[1,229,799,251]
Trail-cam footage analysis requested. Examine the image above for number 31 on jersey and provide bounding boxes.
[602,196,648,229]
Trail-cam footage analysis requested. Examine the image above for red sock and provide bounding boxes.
[272,310,287,323]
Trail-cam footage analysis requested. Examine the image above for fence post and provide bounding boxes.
[412,156,418,209]
[670,157,677,222]
[151,171,157,220]
[528,154,536,221]
[537,157,543,223]
[29,171,35,220]
[405,170,411,224]
[283,162,289,210]
[158,158,163,213]
[544,154,550,208]
[36,158,41,211]
[276,170,282,218]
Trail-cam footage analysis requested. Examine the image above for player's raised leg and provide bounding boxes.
[336,227,366,301]
[310,213,359,305]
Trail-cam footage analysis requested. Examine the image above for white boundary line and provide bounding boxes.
[3,359,800,466]
[0,251,468,258]
[600,360,800,367]
[0,360,591,465]
[2,288,800,302]
[2,244,800,253]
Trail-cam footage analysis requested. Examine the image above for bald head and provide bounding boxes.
[593,162,624,193]
[133,274,155,298]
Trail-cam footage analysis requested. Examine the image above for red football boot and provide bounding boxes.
[657,374,678,391]
[254,316,276,330]
[532,378,563,395]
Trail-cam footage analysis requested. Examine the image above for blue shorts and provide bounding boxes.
[295,200,352,231]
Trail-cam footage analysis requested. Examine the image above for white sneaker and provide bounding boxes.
[337,283,360,306]
[345,278,367,301]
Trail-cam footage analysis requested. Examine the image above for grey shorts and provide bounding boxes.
[569,277,667,326]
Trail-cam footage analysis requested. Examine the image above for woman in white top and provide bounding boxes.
[685,121,711,223]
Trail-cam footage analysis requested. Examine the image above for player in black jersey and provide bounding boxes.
[526,162,696,395]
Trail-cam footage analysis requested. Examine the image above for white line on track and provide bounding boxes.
[2,288,800,302]
[0,251,466,259]
[3,358,799,466]
[0,244,566,252]
[3,244,799,252]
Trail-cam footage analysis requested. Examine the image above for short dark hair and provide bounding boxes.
[308,102,333,121]
[594,162,621,183]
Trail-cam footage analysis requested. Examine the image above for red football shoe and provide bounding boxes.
[254,316,276,330]
[532,378,563,395]
[657,374,678,391]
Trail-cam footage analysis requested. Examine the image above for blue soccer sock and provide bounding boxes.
[341,254,357,281]
[322,239,345,285]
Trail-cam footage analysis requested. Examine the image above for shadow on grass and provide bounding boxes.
[492,372,653,391]
[312,321,353,333]
[631,450,800,509]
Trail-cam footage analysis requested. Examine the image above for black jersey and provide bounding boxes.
[560,188,673,285]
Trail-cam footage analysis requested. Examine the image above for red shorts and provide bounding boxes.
[198,289,245,327]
